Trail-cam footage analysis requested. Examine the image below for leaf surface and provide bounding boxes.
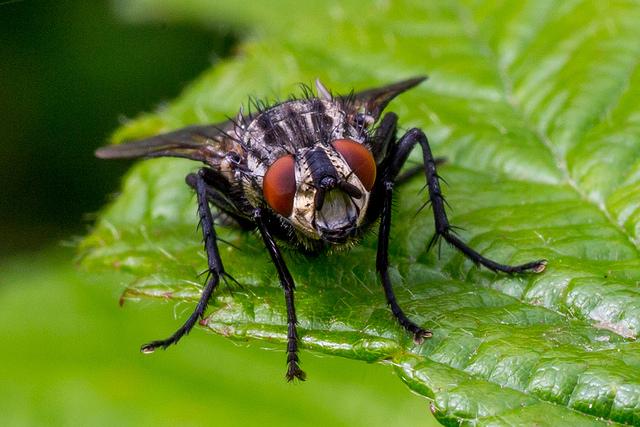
[84,1,640,424]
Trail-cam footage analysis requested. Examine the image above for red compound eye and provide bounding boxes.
[263,155,296,217]
[331,139,376,190]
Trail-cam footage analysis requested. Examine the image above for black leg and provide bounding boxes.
[394,158,447,185]
[389,128,546,274]
[140,169,225,353]
[187,170,255,230]
[254,208,306,382]
[377,179,432,343]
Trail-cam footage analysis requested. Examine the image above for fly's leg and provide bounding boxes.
[377,177,432,343]
[254,208,306,382]
[389,128,547,274]
[373,113,447,184]
[140,169,226,352]
[394,157,447,185]
[188,168,255,230]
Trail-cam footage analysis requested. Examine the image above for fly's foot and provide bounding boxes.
[141,342,159,354]
[529,259,547,273]
[496,258,548,274]
[412,327,433,344]
[286,363,307,382]
[140,339,172,353]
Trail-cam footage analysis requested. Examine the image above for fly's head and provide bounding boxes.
[242,82,379,244]
[252,133,377,245]
[259,141,376,244]
[281,139,375,243]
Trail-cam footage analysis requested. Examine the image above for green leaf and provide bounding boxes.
[83,1,640,425]
[0,248,433,426]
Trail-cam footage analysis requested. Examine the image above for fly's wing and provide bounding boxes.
[95,120,243,167]
[345,76,427,121]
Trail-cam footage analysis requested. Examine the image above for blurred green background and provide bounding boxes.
[0,1,434,425]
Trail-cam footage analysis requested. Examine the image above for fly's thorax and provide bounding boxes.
[243,99,362,162]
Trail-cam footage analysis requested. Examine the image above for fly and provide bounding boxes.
[96,77,547,381]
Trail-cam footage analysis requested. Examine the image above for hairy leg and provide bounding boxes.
[388,128,546,273]
[254,208,306,381]
[141,169,226,352]
[376,178,433,342]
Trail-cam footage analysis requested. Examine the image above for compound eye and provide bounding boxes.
[331,139,376,190]
[263,154,296,217]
